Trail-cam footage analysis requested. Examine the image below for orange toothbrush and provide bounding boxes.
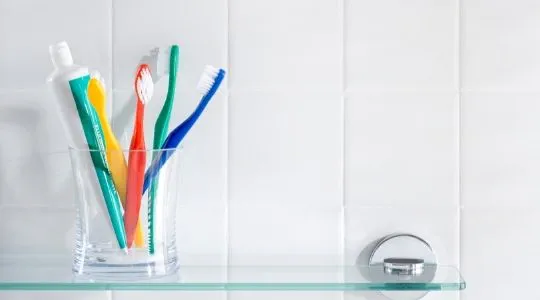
[125,64,153,248]
[87,74,145,248]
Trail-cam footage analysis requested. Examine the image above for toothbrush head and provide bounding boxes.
[139,47,161,83]
[197,65,222,95]
[135,64,154,105]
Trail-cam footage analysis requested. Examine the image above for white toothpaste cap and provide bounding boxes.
[49,41,73,68]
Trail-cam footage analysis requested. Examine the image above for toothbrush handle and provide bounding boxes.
[148,45,180,254]
[142,70,226,194]
[143,146,175,194]
[125,147,146,247]
[142,99,206,193]
[125,99,146,247]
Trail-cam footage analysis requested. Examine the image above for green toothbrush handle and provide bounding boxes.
[92,162,128,250]
[149,45,179,254]
[152,45,179,150]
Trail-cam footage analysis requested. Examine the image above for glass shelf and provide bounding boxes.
[0,260,465,291]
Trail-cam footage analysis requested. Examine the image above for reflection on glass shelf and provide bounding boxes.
[0,259,465,291]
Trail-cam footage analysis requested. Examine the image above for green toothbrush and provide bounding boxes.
[149,45,179,254]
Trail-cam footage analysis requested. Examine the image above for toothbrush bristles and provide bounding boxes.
[197,65,220,94]
[136,66,154,104]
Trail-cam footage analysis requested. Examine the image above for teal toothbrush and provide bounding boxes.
[69,75,127,252]
[149,45,179,253]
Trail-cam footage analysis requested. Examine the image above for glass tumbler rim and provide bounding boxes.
[67,146,182,153]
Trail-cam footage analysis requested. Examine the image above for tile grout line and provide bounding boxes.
[109,1,114,298]
[225,0,231,298]
[341,0,347,97]
[109,0,115,126]
[456,0,463,283]
[340,0,346,291]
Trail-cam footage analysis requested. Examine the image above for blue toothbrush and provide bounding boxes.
[144,65,225,253]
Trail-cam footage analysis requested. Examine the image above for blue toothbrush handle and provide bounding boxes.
[143,145,174,193]
[142,69,226,195]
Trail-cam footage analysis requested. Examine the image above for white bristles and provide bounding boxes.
[136,66,154,104]
[197,65,220,94]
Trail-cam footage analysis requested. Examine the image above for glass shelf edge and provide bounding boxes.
[0,282,467,291]
[0,264,466,291]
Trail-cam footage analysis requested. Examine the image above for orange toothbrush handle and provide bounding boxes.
[125,147,146,248]
[125,99,146,248]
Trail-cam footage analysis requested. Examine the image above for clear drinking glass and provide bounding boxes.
[68,148,180,280]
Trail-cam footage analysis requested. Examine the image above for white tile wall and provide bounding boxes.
[345,91,457,207]
[461,92,540,208]
[461,208,540,300]
[344,290,459,300]
[229,0,342,91]
[0,0,538,299]
[230,291,343,300]
[0,292,110,300]
[0,0,112,90]
[229,205,342,265]
[461,0,540,91]
[345,0,458,91]
[112,291,225,300]
[228,91,342,208]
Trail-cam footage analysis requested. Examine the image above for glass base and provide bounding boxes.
[72,244,179,281]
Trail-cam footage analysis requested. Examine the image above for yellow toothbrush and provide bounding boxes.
[87,75,145,248]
